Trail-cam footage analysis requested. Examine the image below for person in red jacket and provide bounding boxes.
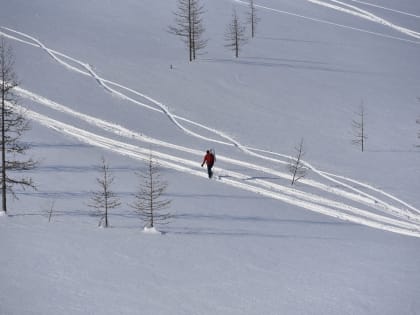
[201,150,215,178]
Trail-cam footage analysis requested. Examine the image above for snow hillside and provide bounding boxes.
[0,0,420,314]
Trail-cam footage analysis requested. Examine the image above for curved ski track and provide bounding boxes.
[1,25,420,237]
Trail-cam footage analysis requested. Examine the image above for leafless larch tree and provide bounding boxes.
[288,138,307,186]
[169,0,207,62]
[247,0,261,38]
[0,36,36,214]
[129,153,172,230]
[351,103,367,152]
[225,9,248,58]
[416,97,420,147]
[89,157,121,228]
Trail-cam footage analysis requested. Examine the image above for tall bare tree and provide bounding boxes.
[247,0,261,38]
[351,102,367,152]
[169,0,207,62]
[191,1,207,60]
[225,9,248,58]
[129,153,172,230]
[89,157,120,228]
[0,36,36,214]
[417,97,420,147]
[288,138,307,185]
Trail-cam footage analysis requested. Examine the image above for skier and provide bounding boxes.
[201,149,215,178]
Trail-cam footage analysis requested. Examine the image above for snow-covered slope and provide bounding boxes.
[1,0,420,314]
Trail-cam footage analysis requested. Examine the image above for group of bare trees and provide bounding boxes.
[0,37,172,229]
[169,0,260,60]
[224,0,261,58]
[89,154,172,230]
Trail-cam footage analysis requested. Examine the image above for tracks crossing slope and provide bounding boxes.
[1,26,420,236]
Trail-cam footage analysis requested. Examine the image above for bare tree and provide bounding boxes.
[191,1,207,60]
[225,9,248,58]
[288,138,307,185]
[169,0,207,62]
[129,153,172,230]
[417,97,420,146]
[0,36,36,214]
[89,157,120,228]
[351,102,367,152]
[247,0,261,38]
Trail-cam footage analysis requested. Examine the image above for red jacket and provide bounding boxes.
[202,152,215,166]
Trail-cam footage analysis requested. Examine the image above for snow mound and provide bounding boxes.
[142,226,162,235]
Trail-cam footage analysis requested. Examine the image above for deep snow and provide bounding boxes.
[0,0,420,314]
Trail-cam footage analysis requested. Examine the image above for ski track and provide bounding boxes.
[10,102,420,238]
[343,0,420,19]
[305,0,420,39]
[15,86,420,226]
[12,88,420,235]
[1,26,420,236]
[232,0,420,44]
[3,26,419,217]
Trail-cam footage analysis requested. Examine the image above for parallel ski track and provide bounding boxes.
[1,26,420,236]
[15,87,420,227]
[10,102,420,237]
[232,0,420,44]
[345,0,420,19]
[305,0,420,39]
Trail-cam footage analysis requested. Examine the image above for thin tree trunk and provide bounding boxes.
[188,0,193,62]
[361,110,364,152]
[235,24,239,58]
[149,179,154,227]
[1,77,6,213]
[251,9,255,38]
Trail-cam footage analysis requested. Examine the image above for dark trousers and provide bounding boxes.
[207,164,214,178]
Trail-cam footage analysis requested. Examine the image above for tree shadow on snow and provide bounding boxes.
[176,212,352,226]
[166,225,347,241]
[167,192,267,200]
[29,142,93,149]
[202,57,370,75]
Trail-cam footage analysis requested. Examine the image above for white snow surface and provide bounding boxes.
[0,0,420,314]
[143,226,163,235]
